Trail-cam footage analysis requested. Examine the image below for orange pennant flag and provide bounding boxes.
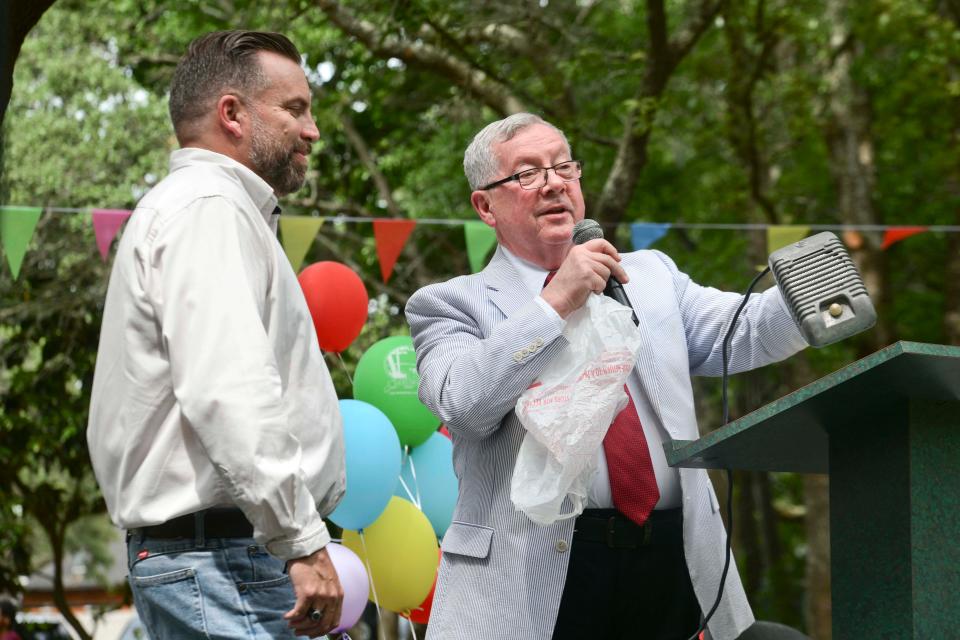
[881,226,926,250]
[373,219,417,282]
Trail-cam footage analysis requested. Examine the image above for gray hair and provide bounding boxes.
[168,30,301,143]
[463,113,572,190]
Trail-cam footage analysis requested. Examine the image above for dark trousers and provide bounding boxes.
[552,509,701,640]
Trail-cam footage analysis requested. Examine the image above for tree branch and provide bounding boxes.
[669,0,726,68]
[313,0,526,115]
[593,0,723,225]
[339,109,403,217]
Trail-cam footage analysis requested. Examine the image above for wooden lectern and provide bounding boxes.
[666,341,960,639]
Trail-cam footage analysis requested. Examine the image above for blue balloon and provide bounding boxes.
[395,432,459,538]
[330,399,402,530]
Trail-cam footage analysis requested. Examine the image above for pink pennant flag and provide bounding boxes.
[91,209,132,261]
[373,219,417,282]
[881,226,927,250]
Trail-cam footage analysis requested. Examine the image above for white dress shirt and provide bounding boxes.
[87,148,345,560]
[502,247,681,510]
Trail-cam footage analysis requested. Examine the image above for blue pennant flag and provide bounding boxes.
[630,222,670,250]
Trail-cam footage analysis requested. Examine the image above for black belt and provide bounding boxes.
[135,507,254,539]
[573,508,682,549]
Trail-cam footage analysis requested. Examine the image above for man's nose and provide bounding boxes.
[302,114,320,142]
[541,167,566,193]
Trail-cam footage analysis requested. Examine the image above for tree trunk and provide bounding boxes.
[44,520,93,640]
[822,0,891,354]
[1,0,57,127]
[803,474,831,640]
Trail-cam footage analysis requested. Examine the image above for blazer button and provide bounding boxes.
[555,539,569,553]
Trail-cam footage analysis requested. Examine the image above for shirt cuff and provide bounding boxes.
[265,518,332,561]
[535,295,567,331]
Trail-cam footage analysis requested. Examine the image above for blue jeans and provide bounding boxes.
[127,529,318,639]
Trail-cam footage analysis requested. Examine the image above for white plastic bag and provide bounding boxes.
[510,293,644,525]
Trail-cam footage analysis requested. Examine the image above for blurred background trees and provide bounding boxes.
[2,0,959,638]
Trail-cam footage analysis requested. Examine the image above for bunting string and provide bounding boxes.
[1,205,955,282]
[22,206,960,232]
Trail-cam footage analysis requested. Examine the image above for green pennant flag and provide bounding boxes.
[279,216,324,273]
[0,206,43,279]
[464,221,497,273]
[766,225,811,255]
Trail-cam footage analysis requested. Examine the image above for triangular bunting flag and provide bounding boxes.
[766,225,811,254]
[373,219,417,283]
[91,209,132,261]
[464,221,497,273]
[0,206,43,279]
[881,226,927,250]
[841,229,864,250]
[630,222,670,250]
[279,216,324,273]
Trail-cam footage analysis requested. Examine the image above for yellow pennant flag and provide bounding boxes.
[279,216,324,273]
[766,225,811,255]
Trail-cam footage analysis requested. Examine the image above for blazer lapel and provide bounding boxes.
[622,272,669,430]
[482,246,532,320]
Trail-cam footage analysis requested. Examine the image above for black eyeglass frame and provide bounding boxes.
[478,160,583,191]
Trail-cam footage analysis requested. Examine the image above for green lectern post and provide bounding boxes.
[665,341,960,639]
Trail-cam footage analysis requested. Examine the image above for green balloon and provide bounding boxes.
[354,335,440,447]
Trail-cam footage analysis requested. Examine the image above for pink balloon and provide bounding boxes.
[326,542,369,633]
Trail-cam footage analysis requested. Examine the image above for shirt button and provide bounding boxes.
[555,540,569,553]
[513,352,523,362]
[534,338,544,347]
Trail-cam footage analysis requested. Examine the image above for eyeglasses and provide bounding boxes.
[479,160,582,191]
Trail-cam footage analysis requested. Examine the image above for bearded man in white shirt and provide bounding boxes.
[87,30,346,639]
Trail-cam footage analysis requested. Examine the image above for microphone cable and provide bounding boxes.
[687,265,771,640]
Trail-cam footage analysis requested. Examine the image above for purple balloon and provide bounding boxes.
[326,542,370,633]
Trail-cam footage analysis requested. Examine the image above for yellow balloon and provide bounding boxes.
[343,496,440,613]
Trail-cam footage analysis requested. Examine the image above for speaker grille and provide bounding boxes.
[770,235,869,323]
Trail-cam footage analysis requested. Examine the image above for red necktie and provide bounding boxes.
[542,270,659,525]
[604,389,659,525]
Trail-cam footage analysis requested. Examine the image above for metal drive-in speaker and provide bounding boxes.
[769,231,877,347]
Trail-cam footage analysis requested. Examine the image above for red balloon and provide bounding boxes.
[297,261,368,353]
[404,551,440,624]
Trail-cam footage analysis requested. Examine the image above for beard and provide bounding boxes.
[248,112,310,196]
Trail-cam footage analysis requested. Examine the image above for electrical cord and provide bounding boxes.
[687,266,771,640]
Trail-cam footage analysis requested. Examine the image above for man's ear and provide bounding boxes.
[471,190,496,228]
[217,94,246,139]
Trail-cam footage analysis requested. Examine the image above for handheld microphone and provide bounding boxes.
[768,231,876,347]
[571,219,639,325]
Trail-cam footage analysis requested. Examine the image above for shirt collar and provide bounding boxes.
[169,147,279,225]
[500,245,551,296]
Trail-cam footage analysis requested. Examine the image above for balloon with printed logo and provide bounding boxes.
[353,335,439,447]
[395,432,458,537]
[342,497,440,613]
[297,261,368,353]
[325,543,369,634]
[329,400,402,530]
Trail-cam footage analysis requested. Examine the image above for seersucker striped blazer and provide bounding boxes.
[405,245,806,640]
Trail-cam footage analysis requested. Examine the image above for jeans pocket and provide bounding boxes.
[130,567,208,638]
[237,573,296,638]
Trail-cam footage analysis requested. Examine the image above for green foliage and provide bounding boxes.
[0,0,170,600]
[2,0,960,633]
